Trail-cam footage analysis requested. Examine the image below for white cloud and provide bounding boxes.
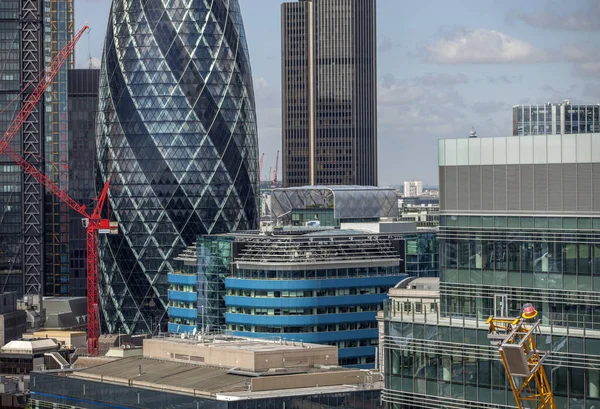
[423,28,550,64]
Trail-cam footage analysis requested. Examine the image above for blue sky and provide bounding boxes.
[74,0,600,185]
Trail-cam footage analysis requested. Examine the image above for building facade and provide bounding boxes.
[403,181,422,198]
[66,69,100,297]
[96,0,260,334]
[382,134,600,408]
[168,227,439,368]
[513,101,600,136]
[281,0,377,187]
[43,0,74,297]
[0,0,73,297]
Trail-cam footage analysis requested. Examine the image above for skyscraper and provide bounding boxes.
[513,100,600,136]
[44,0,74,296]
[281,0,377,187]
[97,0,259,334]
[0,0,71,297]
[67,68,100,297]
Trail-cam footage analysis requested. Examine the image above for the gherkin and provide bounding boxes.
[96,0,259,334]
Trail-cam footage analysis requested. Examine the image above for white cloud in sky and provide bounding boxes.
[423,28,550,64]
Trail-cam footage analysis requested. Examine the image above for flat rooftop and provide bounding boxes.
[69,356,378,400]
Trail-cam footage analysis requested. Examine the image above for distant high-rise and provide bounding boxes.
[513,100,600,136]
[281,0,377,187]
[403,180,423,197]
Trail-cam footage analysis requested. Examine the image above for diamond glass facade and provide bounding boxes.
[96,0,259,333]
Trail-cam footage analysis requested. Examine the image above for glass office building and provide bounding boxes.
[168,228,440,368]
[381,134,600,408]
[513,101,600,136]
[43,0,74,296]
[67,69,100,297]
[96,0,259,333]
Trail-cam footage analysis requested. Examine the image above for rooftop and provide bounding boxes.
[68,356,379,400]
[1,339,58,355]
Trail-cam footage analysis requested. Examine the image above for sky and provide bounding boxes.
[74,0,600,186]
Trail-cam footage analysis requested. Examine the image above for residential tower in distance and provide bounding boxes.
[513,100,600,136]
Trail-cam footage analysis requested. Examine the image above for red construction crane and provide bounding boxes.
[273,150,280,189]
[3,146,115,355]
[259,152,265,182]
[0,24,90,153]
[0,24,116,356]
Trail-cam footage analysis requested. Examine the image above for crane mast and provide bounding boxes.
[0,24,116,356]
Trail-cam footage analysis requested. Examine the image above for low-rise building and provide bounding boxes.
[31,335,382,409]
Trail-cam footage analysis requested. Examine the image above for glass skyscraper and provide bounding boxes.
[0,0,72,296]
[382,134,600,408]
[96,0,259,334]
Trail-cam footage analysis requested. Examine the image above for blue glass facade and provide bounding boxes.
[226,274,404,367]
[96,0,259,333]
[167,232,421,368]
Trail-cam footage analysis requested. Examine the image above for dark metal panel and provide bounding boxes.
[577,163,592,212]
[469,165,481,211]
[563,163,577,212]
[481,165,494,211]
[493,165,507,211]
[547,163,562,212]
[506,164,520,211]
[520,164,534,211]
[533,163,547,212]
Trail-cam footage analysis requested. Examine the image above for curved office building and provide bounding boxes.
[224,233,405,368]
[96,0,259,334]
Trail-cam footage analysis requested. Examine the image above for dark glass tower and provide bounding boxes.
[96,0,259,333]
[281,0,377,187]
[67,69,100,297]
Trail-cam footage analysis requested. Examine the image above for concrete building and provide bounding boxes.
[0,338,70,375]
[31,335,381,408]
[513,100,600,136]
[281,0,378,187]
[403,181,423,198]
[0,293,26,347]
[381,134,600,408]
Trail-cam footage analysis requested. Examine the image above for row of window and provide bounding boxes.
[229,304,380,316]
[227,287,386,298]
[229,321,378,333]
[234,267,401,280]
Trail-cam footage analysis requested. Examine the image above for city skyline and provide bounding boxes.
[74,0,600,185]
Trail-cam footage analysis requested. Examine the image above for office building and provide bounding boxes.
[381,134,600,408]
[513,100,600,136]
[0,293,26,346]
[281,0,377,187]
[44,0,74,297]
[96,0,260,334]
[403,181,423,197]
[31,335,382,408]
[0,1,45,296]
[168,221,438,368]
[0,0,74,297]
[66,69,100,297]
